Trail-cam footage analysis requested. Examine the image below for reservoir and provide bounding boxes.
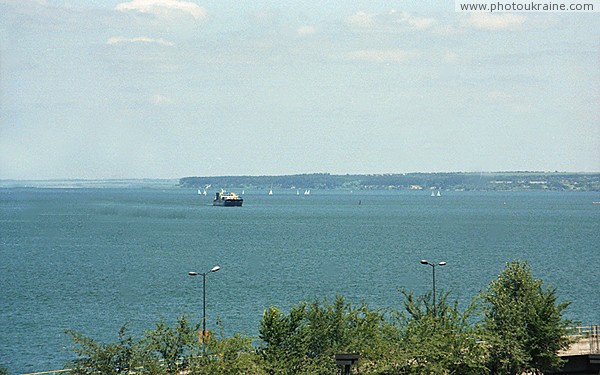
[1,187,598,373]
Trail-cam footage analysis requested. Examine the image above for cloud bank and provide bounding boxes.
[115,0,207,20]
[347,49,421,63]
[346,10,435,31]
[107,36,175,46]
[463,13,527,30]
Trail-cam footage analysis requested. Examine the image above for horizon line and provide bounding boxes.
[2,170,600,182]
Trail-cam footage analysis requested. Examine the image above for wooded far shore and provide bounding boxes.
[180,172,600,192]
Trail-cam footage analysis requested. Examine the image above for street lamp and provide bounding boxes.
[420,260,446,317]
[188,265,220,352]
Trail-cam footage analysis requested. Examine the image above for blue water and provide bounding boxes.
[1,188,599,373]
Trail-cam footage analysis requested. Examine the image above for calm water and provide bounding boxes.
[1,188,599,373]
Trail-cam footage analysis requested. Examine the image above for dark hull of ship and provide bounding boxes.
[213,199,243,207]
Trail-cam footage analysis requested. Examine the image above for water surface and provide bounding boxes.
[1,188,599,373]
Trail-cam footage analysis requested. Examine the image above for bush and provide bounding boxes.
[64,261,572,375]
[480,260,571,374]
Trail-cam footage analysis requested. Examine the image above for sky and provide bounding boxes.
[0,0,598,180]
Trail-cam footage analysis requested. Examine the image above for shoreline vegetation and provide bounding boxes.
[1,172,599,191]
[5,261,574,375]
[180,172,600,192]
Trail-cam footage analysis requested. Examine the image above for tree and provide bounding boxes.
[143,314,201,374]
[387,290,488,375]
[480,260,571,375]
[258,295,395,374]
[258,302,317,374]
[66,324,157,374]
[66,315,260,375]
[191,326,264,375]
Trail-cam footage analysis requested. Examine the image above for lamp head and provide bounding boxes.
[439,261,447,266]
[210,265,221,273]
[420,260,429,265]
[188,272,198,276]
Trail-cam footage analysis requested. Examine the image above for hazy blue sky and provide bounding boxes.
[1,0,598,179]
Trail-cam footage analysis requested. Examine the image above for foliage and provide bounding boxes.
[258,295,395,374]
[479,260,571,375]
[63,261,573,375]
[0,367,8,375]
[179,172,600,191]
[143,314,200,374]
[66,316,262,375]
[387,290,488,375]
[190,326,265,375]
[65,324,156,374]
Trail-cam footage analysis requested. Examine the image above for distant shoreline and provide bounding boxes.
[0,179,179,189]
[179,172,600,192]
[2,172,600,191]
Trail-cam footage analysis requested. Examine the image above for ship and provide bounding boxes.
[213,190,243,207]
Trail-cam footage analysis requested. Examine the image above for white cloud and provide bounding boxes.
[150,94,174,106]
[347,49,421,63]
[462,13,527,30]
[346,11,375,28]
[296,26,317,36]
[107,36,175,46]
[115,0,207,20]
[346,10,435,31]
[432,25,454,36]
[442,50,460,64]
[392,10,435,30]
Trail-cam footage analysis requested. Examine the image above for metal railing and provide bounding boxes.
[567,325,600,337]
[563,325,600,355]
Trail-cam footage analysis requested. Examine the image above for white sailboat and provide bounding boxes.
[304,189,310,195]
[296,190,300,196]
[437,190,441,197]
[268,185,273,196]
[431,191,435,197]
[198,189,202,195]
[203,189,207,196]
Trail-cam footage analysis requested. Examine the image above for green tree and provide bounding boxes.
[190,325,264,375]
[66,315,261,375]
[480,260,571,375]
[258,303,310,374]
[387,290,488,375]
[258,295,394,375]
[66,324,156,374]
[143,314,201,374]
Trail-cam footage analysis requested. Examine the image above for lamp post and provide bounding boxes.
[188,265,220,353]
[420,260,446,317]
